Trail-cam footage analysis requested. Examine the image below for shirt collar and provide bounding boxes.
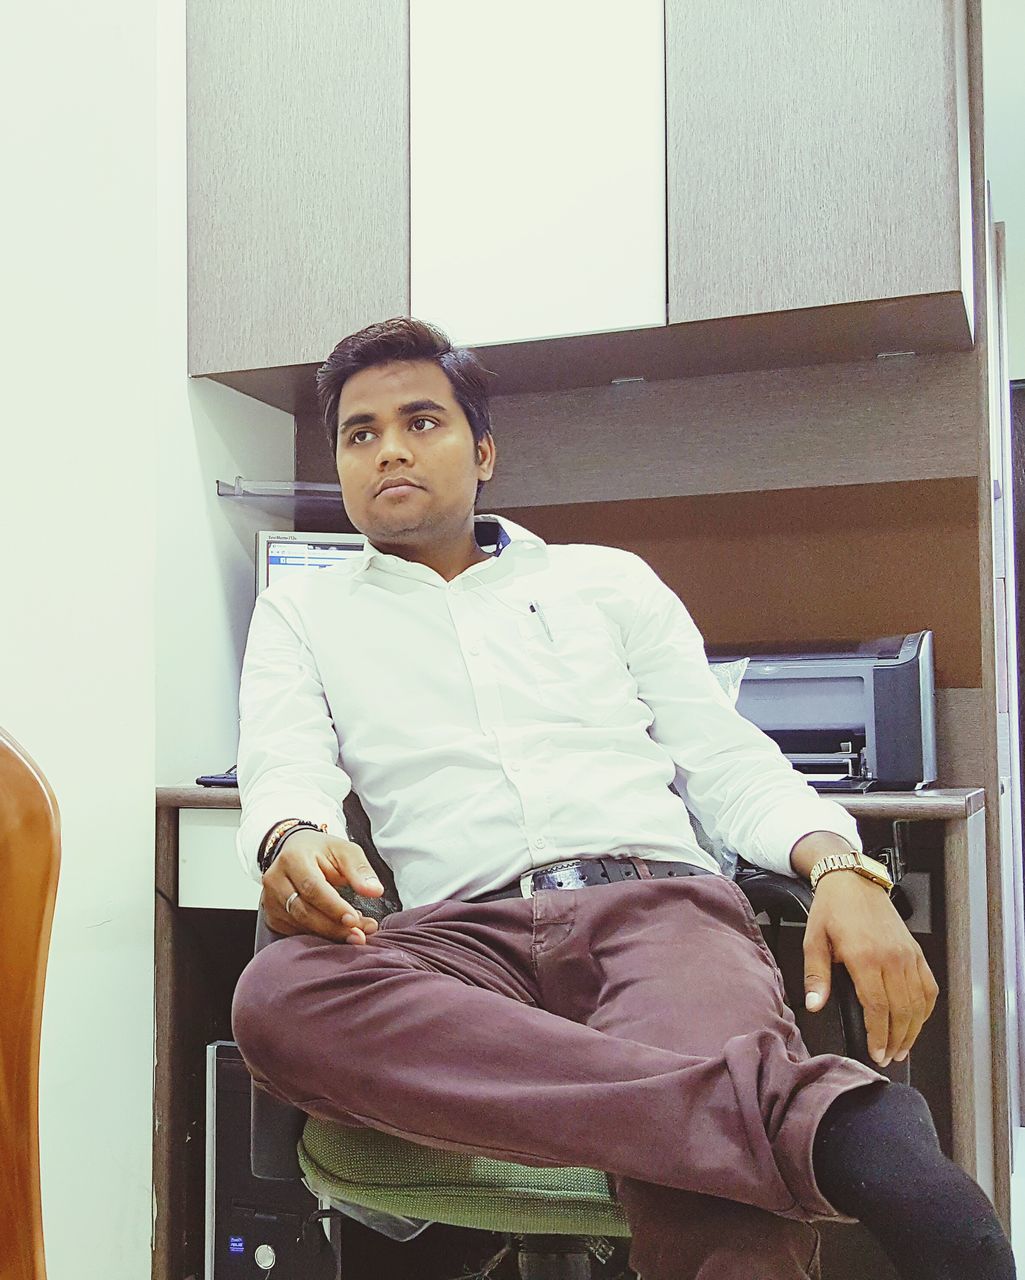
[354,513,546,578]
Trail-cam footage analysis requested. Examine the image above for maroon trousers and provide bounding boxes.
[232,874,884,1280]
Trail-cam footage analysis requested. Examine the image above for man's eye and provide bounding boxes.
[350,429,373,445]
[410,417,438,432]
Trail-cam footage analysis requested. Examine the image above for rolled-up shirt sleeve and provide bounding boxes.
[236,587,352,881]
[619,555,861,878]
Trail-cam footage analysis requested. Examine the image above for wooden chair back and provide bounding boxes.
[0,728,61,1280]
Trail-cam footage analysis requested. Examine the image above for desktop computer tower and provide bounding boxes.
[206,1041,337,1280]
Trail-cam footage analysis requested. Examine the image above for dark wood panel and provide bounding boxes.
[153,807,190,1280]
[297,351,980,509]
[504,479,982,690]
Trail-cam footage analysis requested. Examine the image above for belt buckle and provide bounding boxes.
[521,859,595,896]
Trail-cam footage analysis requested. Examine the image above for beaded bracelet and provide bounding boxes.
[258,819,328,874]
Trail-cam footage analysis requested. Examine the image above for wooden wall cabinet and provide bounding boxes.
[665,0,973,350]
[189,0,974,410]
[187,0,409,378]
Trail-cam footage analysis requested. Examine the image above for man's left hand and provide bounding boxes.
[802,872,939,1068]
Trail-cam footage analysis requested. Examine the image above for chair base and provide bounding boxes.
[516,1234,593,1279]
[318,1220,613,1279]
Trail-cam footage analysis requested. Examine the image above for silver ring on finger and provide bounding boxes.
[284,891,301,916]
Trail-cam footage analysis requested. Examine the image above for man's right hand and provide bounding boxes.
[261,829,385,944]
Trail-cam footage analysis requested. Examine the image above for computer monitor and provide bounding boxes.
[256,530,366,594]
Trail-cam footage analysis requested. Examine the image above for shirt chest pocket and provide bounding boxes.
[514,600,627,690]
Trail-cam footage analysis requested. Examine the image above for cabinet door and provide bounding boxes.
[178,811,259,911]
[188,0,409,377]
[410,0,666,349]
[666,0,972,334]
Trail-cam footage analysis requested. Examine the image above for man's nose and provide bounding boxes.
[375,429,414,465]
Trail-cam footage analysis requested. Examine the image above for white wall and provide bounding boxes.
[1,3,294,1277]
[1,2,159,1276]
[155,376,294,785]
[983,0,1025,379]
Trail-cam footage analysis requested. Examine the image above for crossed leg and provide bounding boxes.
[542,876,831,1279]
[233,878,880,1278]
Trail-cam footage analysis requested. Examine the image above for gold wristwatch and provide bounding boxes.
[809,850,894,894]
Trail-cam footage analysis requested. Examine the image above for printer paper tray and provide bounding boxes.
[808,778,878,794]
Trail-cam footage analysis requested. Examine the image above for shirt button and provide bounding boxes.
[468,643,480,656]
[509,762,520,772]
[533,836,547,850]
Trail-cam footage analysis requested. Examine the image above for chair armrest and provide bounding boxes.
[733,866,814,920]
[252,1074,307,1182]
[734,866,871,1068]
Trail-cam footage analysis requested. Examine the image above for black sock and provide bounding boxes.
[812,1083,1015,1280]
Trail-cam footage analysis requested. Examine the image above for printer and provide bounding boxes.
[708,632,937,792]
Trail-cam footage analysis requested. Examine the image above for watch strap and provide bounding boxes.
[810,850,894,893]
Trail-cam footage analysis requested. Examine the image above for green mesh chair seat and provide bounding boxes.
[299,1116,631,1237]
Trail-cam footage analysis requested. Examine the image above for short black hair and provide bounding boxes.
[317,317,494,501]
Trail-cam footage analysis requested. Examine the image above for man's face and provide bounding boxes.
[335,360,495,547]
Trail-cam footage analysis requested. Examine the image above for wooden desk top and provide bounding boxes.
[156,784,984,820]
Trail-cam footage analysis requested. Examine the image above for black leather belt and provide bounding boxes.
[472,856,716,903]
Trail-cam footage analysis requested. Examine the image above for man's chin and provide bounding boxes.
[362,516,425,544]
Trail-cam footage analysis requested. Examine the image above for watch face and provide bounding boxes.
[856,854,894,888]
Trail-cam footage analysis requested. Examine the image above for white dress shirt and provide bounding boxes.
[236,514,861,908]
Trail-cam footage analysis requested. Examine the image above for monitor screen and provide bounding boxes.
[257,531,366,593]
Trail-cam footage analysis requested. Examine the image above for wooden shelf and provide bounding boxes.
[209,296,975,418]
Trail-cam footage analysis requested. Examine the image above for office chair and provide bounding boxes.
[246,795,908,1279]
[0,728,61,1280]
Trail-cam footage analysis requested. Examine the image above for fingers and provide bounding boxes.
[850,951,935,1068]
[918,950,940,1020]
[850,967,891,1067]
[344,916,380,945]
[263,858,382,942]
[880,961,914,1065]
[269,837,384,913]
[291,861,360,925]
[892,951,939,1062]
[326,840,385,898]
[874,945,938,1065]
[802,921,833,1013]
[275,883,381,943]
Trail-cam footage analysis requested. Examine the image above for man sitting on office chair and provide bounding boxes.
[232,318,1013,1280]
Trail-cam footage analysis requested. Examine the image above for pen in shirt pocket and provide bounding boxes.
[528,600,554,643]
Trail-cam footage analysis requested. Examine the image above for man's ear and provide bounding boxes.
[476,432,496,481]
